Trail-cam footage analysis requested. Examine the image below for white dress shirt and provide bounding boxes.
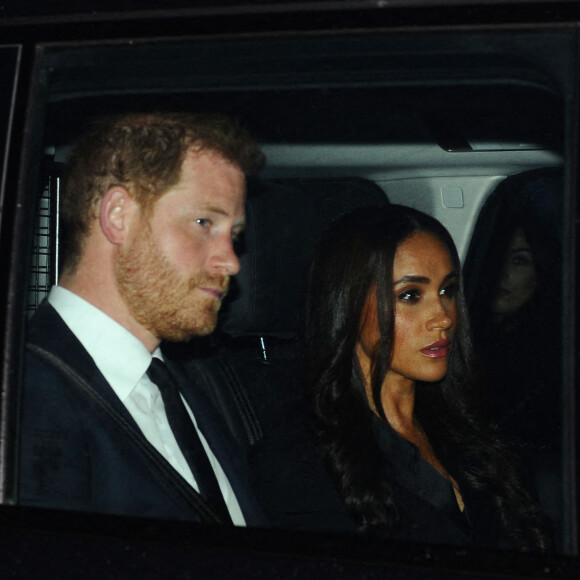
[48,285,245,525]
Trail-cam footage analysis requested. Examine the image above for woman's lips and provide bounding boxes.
[421,339,451,359]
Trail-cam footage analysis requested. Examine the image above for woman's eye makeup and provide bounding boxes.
[398,288,421,302]
[440,281,458,298]
[395,273,458,304]
[397,282,458,303]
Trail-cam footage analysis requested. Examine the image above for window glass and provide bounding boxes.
[17,29,575,555]
[0,46,19,211]
[0,45,21,505]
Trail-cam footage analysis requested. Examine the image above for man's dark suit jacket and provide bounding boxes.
[18,301,267,525]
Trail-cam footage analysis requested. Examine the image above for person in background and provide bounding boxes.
[468,178,563,544]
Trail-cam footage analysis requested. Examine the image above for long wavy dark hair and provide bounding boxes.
[304,204,547,550]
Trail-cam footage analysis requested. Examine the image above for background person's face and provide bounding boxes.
[491,227,537,320]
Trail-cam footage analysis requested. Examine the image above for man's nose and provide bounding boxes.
[210,236,241,276]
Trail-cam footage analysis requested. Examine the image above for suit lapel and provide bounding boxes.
[27,301,227,524]
[28,301,139,426]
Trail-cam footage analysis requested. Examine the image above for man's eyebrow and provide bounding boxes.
[393,271,457,286]
[199,204,229,216]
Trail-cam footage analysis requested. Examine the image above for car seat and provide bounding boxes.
[170,176,389,530]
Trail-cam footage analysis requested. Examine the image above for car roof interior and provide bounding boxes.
[41,31,566,263]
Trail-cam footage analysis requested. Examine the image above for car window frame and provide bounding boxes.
[0,3,579,577]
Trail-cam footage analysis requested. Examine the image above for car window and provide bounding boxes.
[2,23,577,571]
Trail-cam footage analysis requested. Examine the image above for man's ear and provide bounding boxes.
[99,186,134,245]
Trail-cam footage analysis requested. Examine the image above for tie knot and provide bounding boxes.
[146,358,177,395]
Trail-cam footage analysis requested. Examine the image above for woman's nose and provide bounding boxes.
[499,265,512,284]
[427,302,453,331]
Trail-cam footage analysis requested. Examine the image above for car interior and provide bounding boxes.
[4,19,577,574]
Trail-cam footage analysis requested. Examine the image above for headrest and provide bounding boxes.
[218,177,389,338]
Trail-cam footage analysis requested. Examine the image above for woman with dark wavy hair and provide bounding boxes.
[467,176,563,546]
[304,204,548,550]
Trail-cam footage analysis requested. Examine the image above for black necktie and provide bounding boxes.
[146,358,232,524]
